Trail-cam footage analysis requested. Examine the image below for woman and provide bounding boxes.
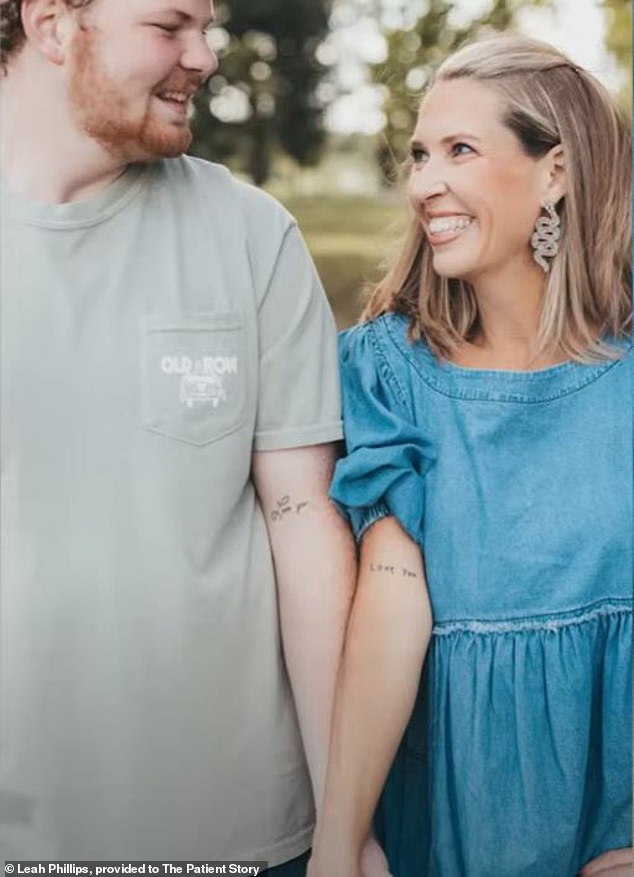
[309,35,632,877]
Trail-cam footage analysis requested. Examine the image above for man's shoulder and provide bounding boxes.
[157,156,295,239]
[157,154,233,194]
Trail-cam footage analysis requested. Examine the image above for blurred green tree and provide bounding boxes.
[602,0,631,69]
[601,0,631,109]
[190,0,332,185]
[370,0,552,184]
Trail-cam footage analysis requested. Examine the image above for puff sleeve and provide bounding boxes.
[329,323,431,546]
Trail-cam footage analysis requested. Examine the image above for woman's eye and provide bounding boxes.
[410,147,428,165]
[452,142,474,157]
[153,24,179,34]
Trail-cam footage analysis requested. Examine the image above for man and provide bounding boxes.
[0,1,356,871]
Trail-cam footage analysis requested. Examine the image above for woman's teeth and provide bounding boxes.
[428,216,473,234]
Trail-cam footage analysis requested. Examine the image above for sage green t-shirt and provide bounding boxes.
[0,157,342,861]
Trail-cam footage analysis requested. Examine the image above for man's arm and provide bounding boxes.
[251,442,356,811]
[308,516,432,877]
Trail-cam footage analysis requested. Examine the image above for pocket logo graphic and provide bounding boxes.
[160,355,238,409]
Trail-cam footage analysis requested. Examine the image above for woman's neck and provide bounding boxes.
[450,255,567,371]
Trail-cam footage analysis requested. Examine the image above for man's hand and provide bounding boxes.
[580,848,634,876]
[360,835,392,877]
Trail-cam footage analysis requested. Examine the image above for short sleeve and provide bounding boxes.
[329,323,430,545]
[250,220,342,450]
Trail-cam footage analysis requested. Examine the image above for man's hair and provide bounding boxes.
[363,34,632,363]
[1,0,94,68]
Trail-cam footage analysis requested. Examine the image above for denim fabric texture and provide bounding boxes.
[329,314,633,877]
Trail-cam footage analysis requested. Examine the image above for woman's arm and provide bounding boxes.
[309,515,432,877]
[580,848,634,876]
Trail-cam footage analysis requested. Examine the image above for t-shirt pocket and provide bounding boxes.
[141,313,247,446]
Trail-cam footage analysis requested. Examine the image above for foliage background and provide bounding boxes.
[189,0,632,327]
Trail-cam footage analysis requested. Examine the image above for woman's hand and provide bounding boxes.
[359,835,392,877]
[580,848,634,876]
[306,847,362,877]
[306,835,391,877]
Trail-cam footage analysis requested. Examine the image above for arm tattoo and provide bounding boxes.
[369,562,418,579]
[270,495,310,523]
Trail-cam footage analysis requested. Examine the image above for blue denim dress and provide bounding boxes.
[329,313,632,877]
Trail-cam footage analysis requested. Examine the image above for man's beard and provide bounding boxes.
[68,26,198,161]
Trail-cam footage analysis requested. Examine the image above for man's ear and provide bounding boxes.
[21,0,77,65]
[540,144,566,206]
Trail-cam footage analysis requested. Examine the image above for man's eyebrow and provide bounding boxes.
[157,8,215,27]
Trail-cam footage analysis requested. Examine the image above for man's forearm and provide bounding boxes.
[274,499,356,808]
[252,445,356,811]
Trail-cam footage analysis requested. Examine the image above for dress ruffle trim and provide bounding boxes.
[432,599,631,636]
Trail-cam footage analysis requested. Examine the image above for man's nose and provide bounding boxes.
[181,34,218,79]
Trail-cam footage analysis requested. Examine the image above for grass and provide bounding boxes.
[273,194,407,328]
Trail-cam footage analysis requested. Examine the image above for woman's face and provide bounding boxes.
[408,77,555,286]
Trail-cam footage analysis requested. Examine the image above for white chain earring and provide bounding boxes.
[531,202,560,272]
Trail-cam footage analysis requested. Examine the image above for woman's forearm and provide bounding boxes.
[313,516,432,864]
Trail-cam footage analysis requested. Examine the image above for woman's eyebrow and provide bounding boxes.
[408,132,483,156]
[445,132,480,143]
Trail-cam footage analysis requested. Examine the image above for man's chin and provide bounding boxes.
[103,126,192,162]
[137,122,192,159]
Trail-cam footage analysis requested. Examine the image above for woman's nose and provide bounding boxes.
[408,161,450,204]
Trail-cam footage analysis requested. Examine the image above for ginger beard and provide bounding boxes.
[68,25,197,161]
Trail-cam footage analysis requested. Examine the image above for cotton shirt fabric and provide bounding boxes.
[330,313,632,877]
[0,157,342,861]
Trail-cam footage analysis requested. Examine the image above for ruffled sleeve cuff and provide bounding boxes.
[328,323,430,547]
[347,500,391,541]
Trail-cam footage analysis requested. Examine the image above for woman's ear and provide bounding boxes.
[541,144,566,206]
[21,0,76,66]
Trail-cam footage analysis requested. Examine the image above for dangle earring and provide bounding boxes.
[531,202,560,272]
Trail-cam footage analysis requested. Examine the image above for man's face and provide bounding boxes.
[67,0,217,161]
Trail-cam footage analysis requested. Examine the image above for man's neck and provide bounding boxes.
[1,60,129,204]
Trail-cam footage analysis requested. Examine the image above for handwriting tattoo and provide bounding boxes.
[369,562,418,579]
[270,496,310,522]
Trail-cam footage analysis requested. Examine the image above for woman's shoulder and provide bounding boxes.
[339,312,432,367]
[337,314,438,422]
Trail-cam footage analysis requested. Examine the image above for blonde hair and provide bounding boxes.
[363,34,632,362]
